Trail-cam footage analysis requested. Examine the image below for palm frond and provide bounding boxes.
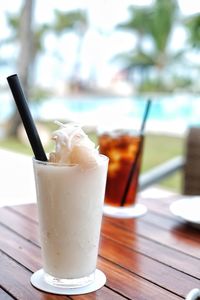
[184,14,200,48]
[53,10,88,34]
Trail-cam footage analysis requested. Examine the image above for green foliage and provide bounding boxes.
[185,14,200,49]
[0,137,31,155]
[115,0,183,91]
[29,87,52,102]
[5,11,49,64]
[138,74,192,93]
[6,13,20,35]
[117,0,178,55]
[52,10,88,35]
[139,79,169,93]
[148,0,177,53]
[113,51,155,69]
[142,134,184,172]
[32,25,49,54]
[117,6,150,36]
[4,7,89,104]
[170,75,192,89]
[142,134,184,192]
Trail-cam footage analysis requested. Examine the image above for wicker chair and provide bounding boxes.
[183,127,200,195]
[139,127,200,195]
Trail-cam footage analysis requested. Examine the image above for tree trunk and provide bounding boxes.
[7,0,34,137]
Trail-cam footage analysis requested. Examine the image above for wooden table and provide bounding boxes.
[0,195,200,299]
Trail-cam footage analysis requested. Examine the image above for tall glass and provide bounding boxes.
[33,155,108,288]
[99,129,147,218]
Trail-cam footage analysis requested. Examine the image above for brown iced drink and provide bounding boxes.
[99,130,142,207]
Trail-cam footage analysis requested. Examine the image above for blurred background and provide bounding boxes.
[1,0,200,194]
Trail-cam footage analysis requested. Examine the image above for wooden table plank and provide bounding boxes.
[0,220,181,300]
[99,235,200,298]
[70,290,126,300]
[0,288,15,300]
[0,198,199,300]
[139,194,180,217]
[141,212,200,243]
[0,251,69,300]
[0,207,38,244]
[0,206,193,299]
[11,198,200,245]
[9,204,38,222]
[0,225,125,300]
[106,215,200,259]
[102,219,200,278]
[9,203,200,260]
[99,258,182,300]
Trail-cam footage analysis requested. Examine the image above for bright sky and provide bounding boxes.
[0,0,200,89]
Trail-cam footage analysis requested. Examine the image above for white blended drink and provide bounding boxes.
[33,122,108,288]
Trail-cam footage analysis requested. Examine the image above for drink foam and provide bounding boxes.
[49,122,100,168]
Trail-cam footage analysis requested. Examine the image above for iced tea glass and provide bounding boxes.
[99,129,147,218]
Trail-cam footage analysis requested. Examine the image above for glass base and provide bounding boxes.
[31,269,106,295]
[103,203,147,218]
[44,271,95,289]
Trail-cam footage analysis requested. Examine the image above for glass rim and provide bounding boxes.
[98,128,143,136]
[32,154,109,167]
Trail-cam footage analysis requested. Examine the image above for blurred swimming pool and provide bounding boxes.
[1,93,200,135]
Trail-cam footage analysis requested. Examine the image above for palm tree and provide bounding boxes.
[185,13,200,49]
[5,0,49,136]
[50,9,88,91]
[6,0,35,136]
[183,13,200,90]
[116,6,150,54]
[115,0,180,89]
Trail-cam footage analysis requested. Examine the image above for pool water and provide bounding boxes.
[2,93,200,135]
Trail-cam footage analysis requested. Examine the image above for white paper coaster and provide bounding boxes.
[30,269,106,295]
[103,203,147,219]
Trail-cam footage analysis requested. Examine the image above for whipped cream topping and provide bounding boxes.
[49,122,100,168]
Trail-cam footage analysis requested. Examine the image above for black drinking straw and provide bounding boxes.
[7,74,48,161]
[120,99,151,206]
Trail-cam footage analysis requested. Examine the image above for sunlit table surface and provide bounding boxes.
[0,193,200,300]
